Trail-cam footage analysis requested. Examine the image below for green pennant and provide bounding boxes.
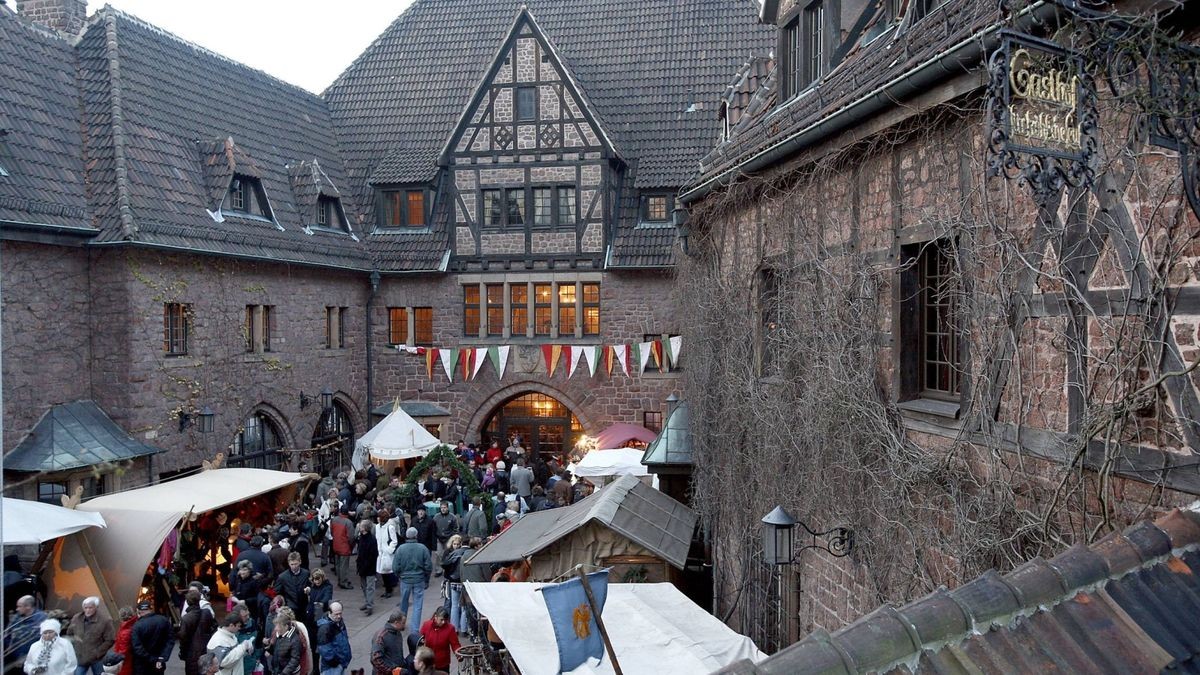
[447,347,460,373]
[630,342,641,373]
[488,345,500,372]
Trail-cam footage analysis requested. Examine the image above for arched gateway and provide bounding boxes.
[480,392,583,461]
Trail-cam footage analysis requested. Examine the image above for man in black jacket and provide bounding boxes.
[130,602,174,675]
[272,553,311,624]
[369,610,411,675]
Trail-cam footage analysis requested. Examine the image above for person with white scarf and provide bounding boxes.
[23,619,77,675]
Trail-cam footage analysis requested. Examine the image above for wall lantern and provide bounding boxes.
[179,406,215,434]
[761,505,854,565]
[300,387,336,411]
[672,198,692,256]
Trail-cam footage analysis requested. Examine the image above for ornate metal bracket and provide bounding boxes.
[795,523,856,558]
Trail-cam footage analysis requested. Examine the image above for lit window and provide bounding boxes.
[407,191,425,227]
[510,284,528,336]
[644,195,669,222]
[558,283,577,336]
[381,189,425,228]
[414,307,433,345]
[388,307,408,345]
[463,286,481,336]
[582,283,600,336]
[486,284,505,336]
[534,284,553,336]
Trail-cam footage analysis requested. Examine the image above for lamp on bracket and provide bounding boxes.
[301,387,336,411]
[179,406,215,434]
[762,505,854,565]
[672,198,692,257]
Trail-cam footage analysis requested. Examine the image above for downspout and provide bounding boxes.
[681,0,1060,203]
[366,270,381,425]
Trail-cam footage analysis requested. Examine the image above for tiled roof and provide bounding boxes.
[79,9,372,270]
[326,0,774,268]
[695,0,999,187]
[714,504,1200,674]
[721,57,774,128]
[0,8,91,230]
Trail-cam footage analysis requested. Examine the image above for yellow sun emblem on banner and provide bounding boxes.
[572,602,592,639]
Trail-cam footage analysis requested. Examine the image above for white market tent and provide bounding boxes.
[572,448,657,488]
[2,497,107,545]
[465,581,766,675]
[43,468,310,617]
[353,406,440,469]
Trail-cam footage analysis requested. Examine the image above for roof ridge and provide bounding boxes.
[89,5,331,99]
[99,12,137,240]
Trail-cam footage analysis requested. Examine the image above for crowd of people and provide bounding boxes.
[4,435,598,675]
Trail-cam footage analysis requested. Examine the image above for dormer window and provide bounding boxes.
[224,174,271,218]
[642,194,671,223]
[381,188,427,228]
[780,1,825,100]
[315,196,347,231]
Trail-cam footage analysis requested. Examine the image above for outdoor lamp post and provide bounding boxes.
[761,505,854,565]
[320,386,335,411]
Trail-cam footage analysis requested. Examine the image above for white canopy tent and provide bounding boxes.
[2,497,107,545]
[571,448,657,488]
[352,406,440,470]
[465,581,765,675]
[43,468,310,618]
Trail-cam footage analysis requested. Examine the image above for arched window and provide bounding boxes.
[229,412,284,470]
[312,402,355,472]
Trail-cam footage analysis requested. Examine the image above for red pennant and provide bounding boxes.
[461,348,473,380]
[652,340,664,371]
[564,347,574,374]
[425,348,438,380]
[602,345,613,375]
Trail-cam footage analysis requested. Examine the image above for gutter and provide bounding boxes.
[680,1,1060,204]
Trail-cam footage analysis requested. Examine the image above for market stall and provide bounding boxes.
[464,581,766,674]
[352,405,440,471]
[593,423,657,450]
[571,448,658,488]
[42,467,311,618]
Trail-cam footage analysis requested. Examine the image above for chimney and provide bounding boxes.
[16,0,86,34]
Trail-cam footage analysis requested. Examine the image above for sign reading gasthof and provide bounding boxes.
[1008,46,1082,151]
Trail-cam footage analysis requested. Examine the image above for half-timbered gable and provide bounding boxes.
[444,9,616,267]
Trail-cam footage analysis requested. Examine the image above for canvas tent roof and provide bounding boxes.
[466,474,695,569]
[353,406,441,469]
[45,468,309,614]
[465,581,765,674]
[594,423,657,449]
[2,497,106,545]
[573,448,652,480]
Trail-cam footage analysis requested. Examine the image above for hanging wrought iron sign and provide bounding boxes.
[987,31,1097,200]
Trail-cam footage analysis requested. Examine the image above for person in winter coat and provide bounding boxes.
[438,535,468,632]
[462,497,489,540]
[417,608,459,672]
[272,554,311,624]
[431,503,460,577]
[177,590,216,675]
[129,603,173,675]
[307,570,333,624]
[410,510,437,554]
[228,562,266,634]
[204,614,254,675]
[369,610,411,675]
[373,511,400,598]
[355,521,379,615]
[328,508,355,590]
[23,620,76,675]
[314,604,351,675]
[264,614,303,675]
[392,528,432,641]
[110,607,138,675]
[65,597,115,675]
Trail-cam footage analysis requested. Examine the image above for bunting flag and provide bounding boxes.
[636,341,653,375]
[569,345,586,378]
[602,345,614,375]
[650,339,664,371]
[473,347,488,379]
[425,348,439,380]
[584,345,599,377]
[542,344,562,376]
[492,346,511,379]
[667,335,683,368]
[439,348,456,382]
[613,343,629,376]
[460,348,474,381]
[565,346,577,377]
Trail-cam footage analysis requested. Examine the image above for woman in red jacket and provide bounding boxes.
[417,607,460,671]
[110,607,137,675]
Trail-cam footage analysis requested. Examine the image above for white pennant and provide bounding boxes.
[496,346,511,379]
[637,341,653,375]
[583,345,598,377]
[613,344,629,376]
[669,335,683,367]
[569,345,585,378]
[438,349,454,382]
[473,347,488,379]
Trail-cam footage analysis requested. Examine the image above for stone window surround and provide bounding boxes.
[459,272,601,340]
[325,306,348,349]
[163,302,190,356]
[388,306,434,346]
[245,304,274,354]
[482,183,577,230]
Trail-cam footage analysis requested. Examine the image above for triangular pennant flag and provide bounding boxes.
[425,348,439,380]
[564,346,576,377]
[584,345,599,377]
[487,346,500,373]
[439,348,455,382]
[551,344,562,376]
[602,345,614,375]
[651,339,664,371]
[473,347,488,379]
[637,341,652,375]
[496,345,511,379]
[568,346,585,378]
[542,344,557,376]
[667,335,683,368]
[614,344,629,376]
[460,348,473,381]
[448,347,460,376]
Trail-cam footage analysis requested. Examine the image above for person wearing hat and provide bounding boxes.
[23,619,76,675]
[391,528,431,641]
[129,603,173,675]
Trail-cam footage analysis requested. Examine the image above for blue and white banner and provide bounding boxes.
[540,569,609,672]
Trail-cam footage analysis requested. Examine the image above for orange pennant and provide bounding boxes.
[426,348,438,380]
[461,348,473,381]
[602,345,614,375]
[551,345,562,376]
[652,340,664,371]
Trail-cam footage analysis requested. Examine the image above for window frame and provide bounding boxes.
[413,307,434,346]
[463,286,481,337]
[224,174,271,218]
[642,194,671,223]
[897,239,965,408]
[558,283,578,337]
[582,283,600,336]
[486,284,505,337]
[245,304,273,353]
[643,410,664,434]
[516,86,538,122]
[388,307,408,346]
[510,284,529,338]
[163,302,189,357]
[534,283,553,336]
[380,187,428,229]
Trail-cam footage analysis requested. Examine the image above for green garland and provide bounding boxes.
[402,444,493,521]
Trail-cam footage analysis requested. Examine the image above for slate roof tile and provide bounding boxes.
[714,504,1200,674]
[0,8,91,230]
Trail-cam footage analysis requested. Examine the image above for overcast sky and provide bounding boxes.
[86,1,417,93]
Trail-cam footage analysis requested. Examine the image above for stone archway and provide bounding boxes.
[465,380,599,459]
